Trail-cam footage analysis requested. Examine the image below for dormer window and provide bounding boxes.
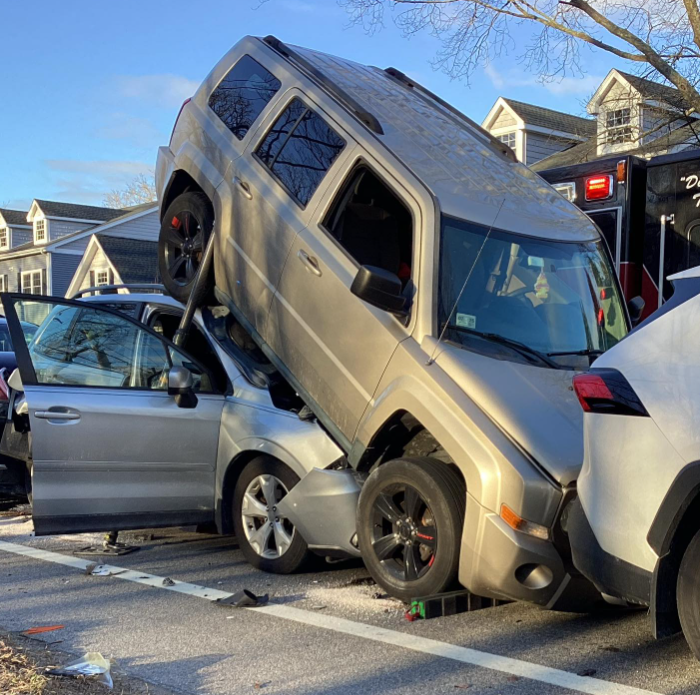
[499,132,516,150]
[604,108,634,144]
[0,227,8,250]
[34,219,47,243]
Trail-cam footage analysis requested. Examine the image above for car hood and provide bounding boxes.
[435,345,582,485]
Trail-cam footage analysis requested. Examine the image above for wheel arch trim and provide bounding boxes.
[647,460,700,557]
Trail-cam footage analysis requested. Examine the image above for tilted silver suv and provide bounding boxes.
[155,35,630,605]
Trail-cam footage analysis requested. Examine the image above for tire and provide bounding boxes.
[232,456,311,574]
[677,528,700,659]
[158,192,214,303]
[356,457,466,602]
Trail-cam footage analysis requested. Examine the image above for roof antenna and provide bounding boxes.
[427,199,506,366]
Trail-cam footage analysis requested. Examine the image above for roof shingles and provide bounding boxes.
[503,99,597,137]
[0,209,30,227]
[35,200,125,222]
[96,235,159,284]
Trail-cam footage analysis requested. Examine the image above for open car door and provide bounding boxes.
[2,294,225,536]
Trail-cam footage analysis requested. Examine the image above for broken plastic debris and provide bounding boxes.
[85,564,126,577]
[162,577,176,587]
[24,625,64,635]
[47,651,113,689]
[216,589,269,607]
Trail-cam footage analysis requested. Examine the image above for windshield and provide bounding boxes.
[439,216,628,368]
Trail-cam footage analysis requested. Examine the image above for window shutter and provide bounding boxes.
[41,268,47,295]
[4,275,8,292]
[16,273,21,292]
[89,270,95,297]
[107,269,115,294]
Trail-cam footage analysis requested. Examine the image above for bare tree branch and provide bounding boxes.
[103,173,157,209]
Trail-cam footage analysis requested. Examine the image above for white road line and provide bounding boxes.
[0,539,660,695]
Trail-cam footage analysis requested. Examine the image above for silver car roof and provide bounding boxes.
[285,41,598,242]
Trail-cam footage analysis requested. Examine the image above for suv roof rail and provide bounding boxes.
[383,67,518,163]
[70,283,167,299]
[262,35,384,136]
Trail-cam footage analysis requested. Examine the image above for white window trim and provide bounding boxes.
[34,218,48,244]
[0,227,9,250]
[21,270,43,295]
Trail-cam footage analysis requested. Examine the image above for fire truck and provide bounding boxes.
[539,149,700,321]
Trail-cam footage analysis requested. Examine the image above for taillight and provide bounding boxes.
[585,174,614,202]
[573,369,647,416]
[169,97,192,146]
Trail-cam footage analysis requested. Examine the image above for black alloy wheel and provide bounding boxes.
[371,484,438,582]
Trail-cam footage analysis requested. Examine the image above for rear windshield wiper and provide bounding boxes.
[447,325,563,369]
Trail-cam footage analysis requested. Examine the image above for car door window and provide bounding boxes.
[209,55,282,140]
[323,165,414,284]
[255,97,345,207]
[12,300,172,389]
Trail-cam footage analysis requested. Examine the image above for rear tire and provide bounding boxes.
[232,456,311,574]
[677,528,700,659]
[158,192,214,303]
[356,457,465,602]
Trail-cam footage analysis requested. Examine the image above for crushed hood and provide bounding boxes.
[435,345,583,486]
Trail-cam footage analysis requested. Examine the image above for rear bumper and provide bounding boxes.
[461,496,600,610]
[569,497,651,606]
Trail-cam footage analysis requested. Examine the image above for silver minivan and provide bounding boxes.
[155,36,632,605]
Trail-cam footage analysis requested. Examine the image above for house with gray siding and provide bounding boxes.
[0,201,158,305]
[482,97,596,166]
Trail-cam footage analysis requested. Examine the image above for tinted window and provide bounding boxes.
[256,98,345,207]
[209,55,281,140]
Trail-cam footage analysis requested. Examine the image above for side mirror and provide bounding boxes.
[350,265,407,315]
[168,366,198,409]
[627,296,645,327]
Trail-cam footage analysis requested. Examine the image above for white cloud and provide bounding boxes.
[485,62,603,97]
[44,159,155,205]
[116,74,201,108]
[95,113,165,149]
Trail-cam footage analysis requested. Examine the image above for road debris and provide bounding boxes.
[216,589,269,607]
[23,625,64,635]
[162,577,176,587]
[47,651,113,689]
[578,668,598,677]
[85,563,126,577]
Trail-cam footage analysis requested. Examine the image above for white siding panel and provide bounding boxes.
[526,132,575,166]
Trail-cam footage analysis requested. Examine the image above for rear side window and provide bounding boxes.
[209,55,281,140]
[256,98,345,207]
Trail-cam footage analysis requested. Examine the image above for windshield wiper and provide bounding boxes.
[447,325,563,369]
[546,349,604,358]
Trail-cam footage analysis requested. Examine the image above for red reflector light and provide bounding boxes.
[600,288,608,300]
[573,369,648,416]
[573,374,612,412]
[585,175,613,201]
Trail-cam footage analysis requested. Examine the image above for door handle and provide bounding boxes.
[297,249,322,277]
[35,410,80,421]
[233,176,253,200]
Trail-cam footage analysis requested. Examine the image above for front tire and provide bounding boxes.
[158,192,214,303]
[356,457,465,602]
[677,528,700,659]
[232,456,311,574]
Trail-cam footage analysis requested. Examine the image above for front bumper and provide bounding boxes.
[461,495,601,610]
[569,497,651,606]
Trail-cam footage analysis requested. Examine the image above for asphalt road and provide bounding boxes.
[2,508,700,695]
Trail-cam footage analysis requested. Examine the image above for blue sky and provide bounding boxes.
[0,0,624,210]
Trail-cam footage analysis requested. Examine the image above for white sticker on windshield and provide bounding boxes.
[528,256,545,267]
[456,313,476,329]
